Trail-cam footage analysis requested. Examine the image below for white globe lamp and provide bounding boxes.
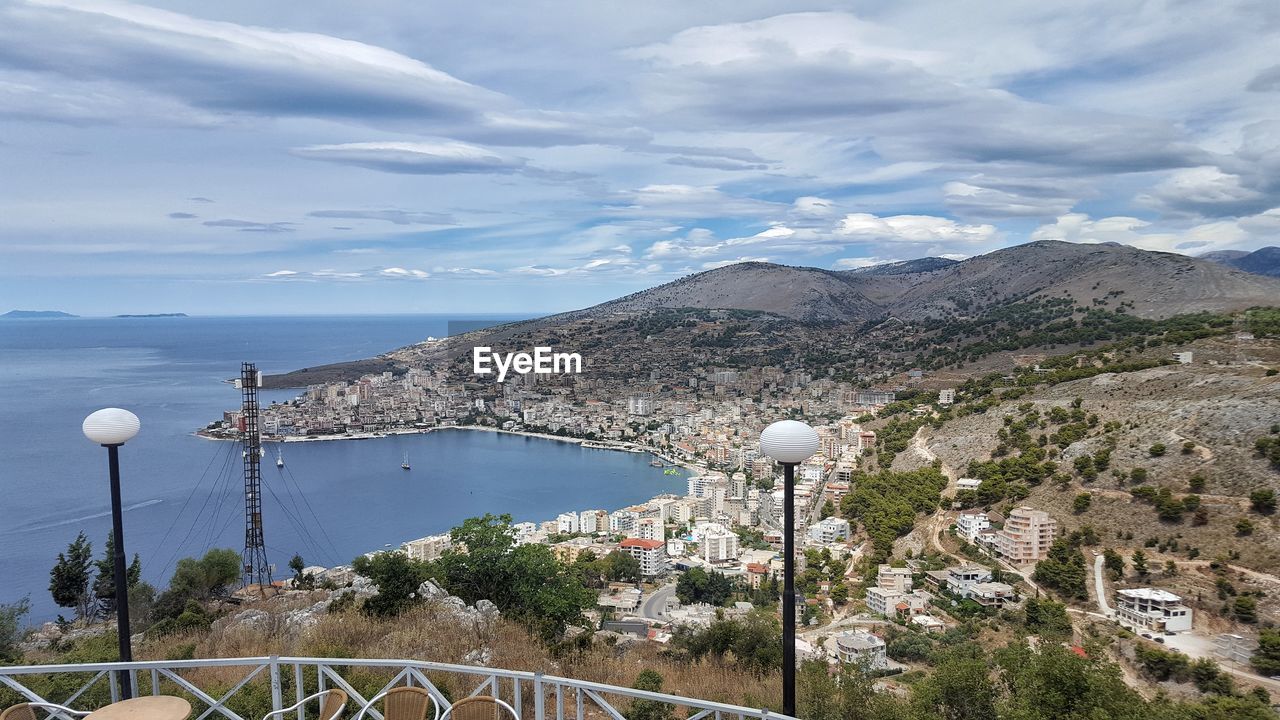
[758,418,818,718]
[82,406,141,697]
[83,408,141,446]
[759,419,819,465]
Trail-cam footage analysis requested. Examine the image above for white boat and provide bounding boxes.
[276,447,285,468]
[401,451,411,471]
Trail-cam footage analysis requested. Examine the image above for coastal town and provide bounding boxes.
[198,350,1251,677]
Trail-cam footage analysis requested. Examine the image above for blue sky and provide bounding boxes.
[2,0,1278,315]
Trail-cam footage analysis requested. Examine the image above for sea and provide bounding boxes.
[0,316,687,623]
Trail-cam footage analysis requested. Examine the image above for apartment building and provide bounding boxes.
[401,533,452,562]
[609,509,638,534]
[994,506,1058,563]
[944,565,993,598]
[956,512,991,542]
[877,565,914,593]
[808,517,851,543]
[835,631,887,669]
[620,538,668,577]
[1115,588,1193,633]
[556,512,580,535]
[699,528,740,563]
[969,582,1016,608]
[633,517,663,541]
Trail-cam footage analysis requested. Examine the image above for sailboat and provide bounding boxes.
[401,451,411,471]
[276,447,285,468]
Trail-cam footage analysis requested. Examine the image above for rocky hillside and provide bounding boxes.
[265,241,1280,387]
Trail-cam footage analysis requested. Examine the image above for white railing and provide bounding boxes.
[0,657,795,720]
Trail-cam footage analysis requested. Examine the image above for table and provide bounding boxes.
[86,697,191,720]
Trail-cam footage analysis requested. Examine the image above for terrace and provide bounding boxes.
[0,657,794,720]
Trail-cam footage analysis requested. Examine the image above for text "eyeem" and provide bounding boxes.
[473,346,583,382]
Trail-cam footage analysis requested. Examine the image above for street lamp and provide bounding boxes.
[759,420,819,718]
[82,408,140,700]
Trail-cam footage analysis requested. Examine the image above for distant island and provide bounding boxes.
[114,313,189,318]
[1,310,78,318]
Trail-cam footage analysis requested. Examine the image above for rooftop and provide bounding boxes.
[1117,587,1183,602]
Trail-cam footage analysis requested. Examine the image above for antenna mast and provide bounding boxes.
[238,362,271,590]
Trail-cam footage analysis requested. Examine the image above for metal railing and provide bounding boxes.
[0,657,795,720]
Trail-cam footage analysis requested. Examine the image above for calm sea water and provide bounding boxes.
[0,316,685,622]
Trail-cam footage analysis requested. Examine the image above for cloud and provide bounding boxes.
[832,257,893,270]
[379,267,430,279]
[943,176,1082,219]
[291,141,526,175]
[834,214,997,244]
[203,219,295,233]
[666,156,768,171]
[0,0,504,125]
[264,269,298,277]
[307,209,456,226]
[606,184,786,220]
[1138,166,1268,217]
[167,212,197,219]
[1028,212,1278,254]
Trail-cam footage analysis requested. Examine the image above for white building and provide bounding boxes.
[628,394,653,416]
[401,533,452,562]
[699,528,740,563]
[938,389,956,406]
[609,509,638,534]
[620,538,667,577]
[955,478,982,491]
[808,517,851,543]
[1115,588,1193,633]
[877,565,914,593]
[956,512,991,542]
[969,581,1016,608]
[865,587,902,617]
[1172,352,1193,365]
[634,517,663,541]
[579,510,605,534]
[834,631,887,669]
[945,565,993,598]
[556,512,580,535]
[994,506,1058,563]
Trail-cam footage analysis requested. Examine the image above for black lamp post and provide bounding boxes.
[82,408,140,700]
[759,420,819,718]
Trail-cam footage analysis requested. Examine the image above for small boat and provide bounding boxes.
[401,451,411,471]
[276,447,285,468]
[649,460,664,467]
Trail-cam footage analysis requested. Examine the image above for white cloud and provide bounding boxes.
[264,269,297,277]
[291,141,527,175]
[1030,212,1255,253]
[835,214,997,244]
[832,257,891,270]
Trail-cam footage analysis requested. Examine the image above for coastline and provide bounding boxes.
[195,424,705,474]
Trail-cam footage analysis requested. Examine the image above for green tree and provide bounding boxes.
[1251,627,1280,675]
[1072,492,1092,514]
[1023,597,1072,638]
[627,670,672,720]
[429,514,594,639]
[1103,548,1125,578]
[49,532,95,620]
[1237,518,1255,536]
[169,548,242,600]
[913,644,997,720]
[0,598,29,662]
[92,531,141,616]
[601,550,641,583]
[1234,595,1258,623]
[1032,538,1088,599]
[1149,443,1166,457]
[1249,489,1276,515]
[288,553,315,590]
[1188,474,1207,493]
[352,550,432,617]
[675,567,733,606]
[1132,549,1149,578]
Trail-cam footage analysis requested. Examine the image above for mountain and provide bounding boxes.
[846,257,958,275]
[265,240,1280,387]
[1,310,77,318]
[571,240,1280,323]
[1201,246,1280,278]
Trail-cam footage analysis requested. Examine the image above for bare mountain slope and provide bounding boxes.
[885,241,1280,320]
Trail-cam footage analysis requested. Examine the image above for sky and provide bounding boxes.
[2,0,1278,315]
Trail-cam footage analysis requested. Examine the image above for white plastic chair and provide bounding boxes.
[262,689,348,720]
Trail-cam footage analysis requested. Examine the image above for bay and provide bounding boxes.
[0,316,685,622]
